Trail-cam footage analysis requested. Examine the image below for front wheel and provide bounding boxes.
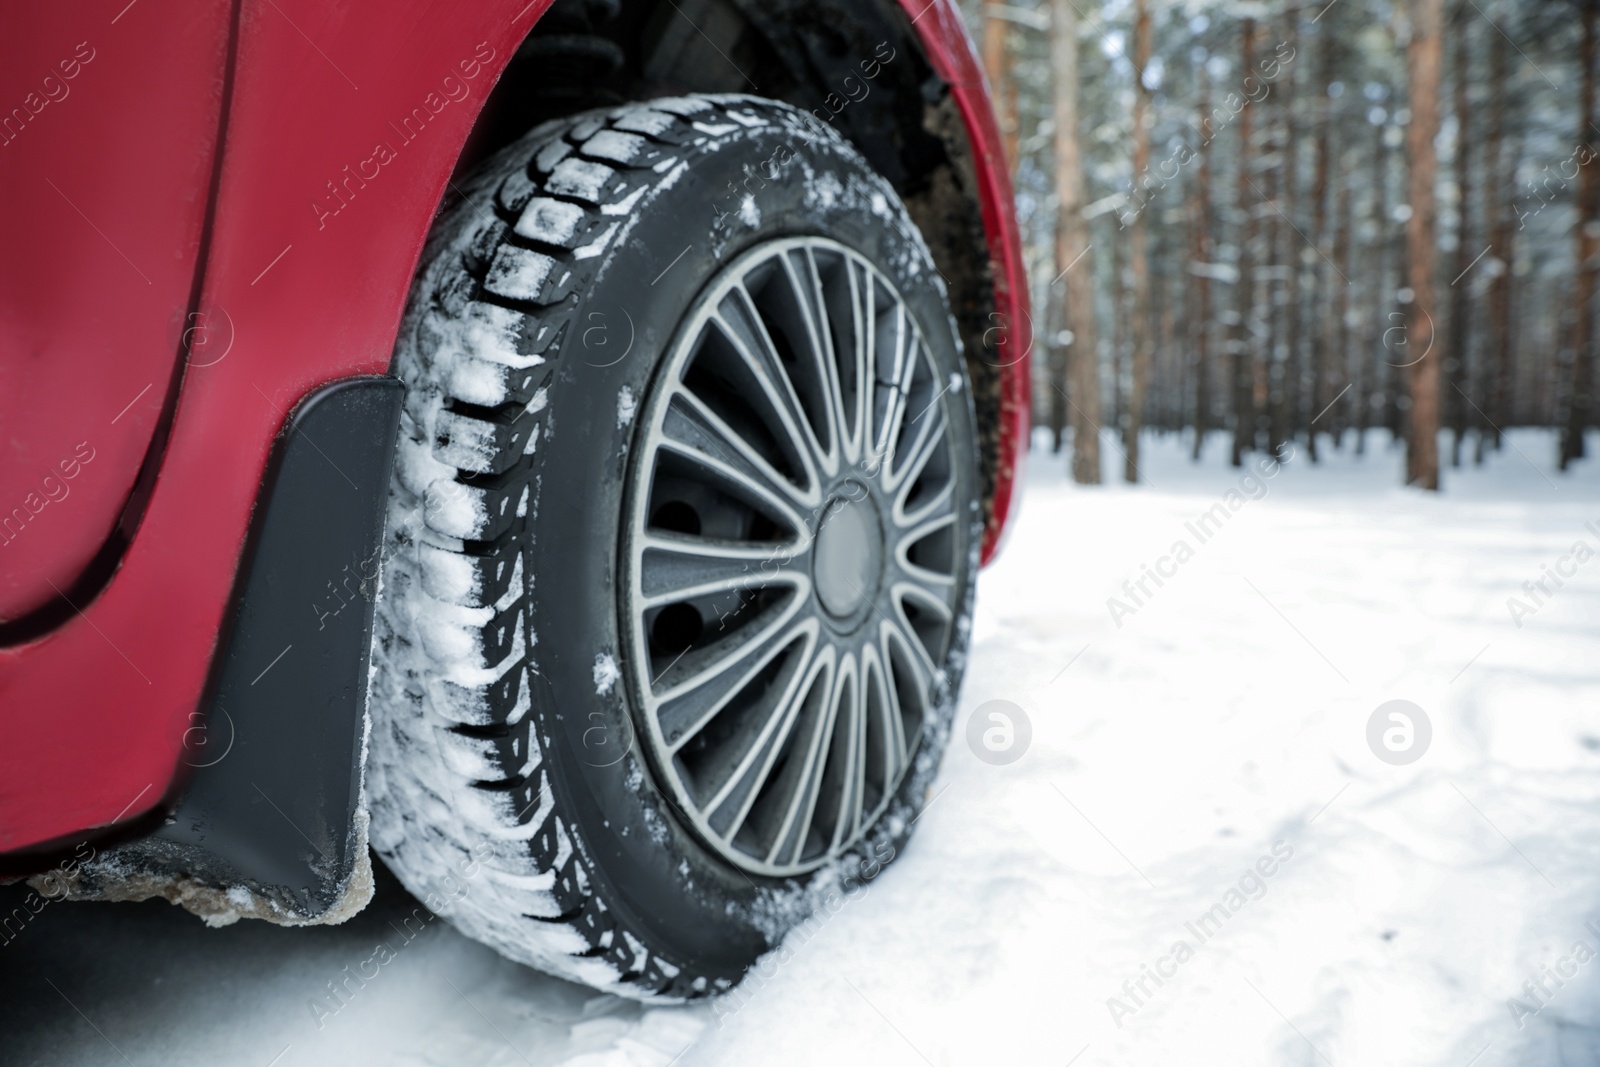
[366,94,981,1000]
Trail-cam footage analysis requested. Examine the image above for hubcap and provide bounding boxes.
[622,237,966,877]
[812,488,880,623]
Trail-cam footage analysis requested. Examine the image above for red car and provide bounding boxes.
[1,0,1028,998]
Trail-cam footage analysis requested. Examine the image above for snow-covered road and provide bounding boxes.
[7,430,1600,1066]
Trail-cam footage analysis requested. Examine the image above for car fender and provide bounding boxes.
[0,0,1029,861]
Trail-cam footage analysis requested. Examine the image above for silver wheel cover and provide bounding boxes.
[622,237,966,877]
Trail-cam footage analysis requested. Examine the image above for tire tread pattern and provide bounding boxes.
[370,96,816,1001]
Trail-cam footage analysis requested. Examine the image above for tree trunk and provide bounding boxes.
[1446,2,1472,468]
[1053,0,1102,483]
[1124,0,1154,481]
[1280,9,1303,457]
[1162,273,1180,430]
[981,0,1019,173]
[1048,327,1069,452]
[1562,0,1600,469]
[1190,61,1213,461]
[1262,47,1288,460]
[1358,115,1390,455]
[1307,20,1335,461]
[1405,0,1444,489]
[1261,158,1282,458]
[1110,229,1124,437]
[1484,19,1513,453]
[1384,40,1406,448]
[1334,163,1354,447]
[1230,18,1259,468]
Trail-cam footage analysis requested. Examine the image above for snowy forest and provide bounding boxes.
[959,0,1599,488]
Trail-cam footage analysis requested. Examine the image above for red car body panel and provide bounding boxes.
[0,5,231,624]
[0,0,1029,856]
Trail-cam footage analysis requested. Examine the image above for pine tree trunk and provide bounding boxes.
[1334,163,1354,447]
[1048,328,1069,452]
[1189,62,1213,460]
[1485,20,1514,453]
[1446,3,1472,468]
[1307,20,1335,461]
[1562,0,1600,469]
[981,0,1019,173]
[1358,116,1389,455]
[1261,153,1282,457]
[1384,124,1406,446]
[1405,0,1444,489]
[1162,274,1180,429]
[1230,18,1259,468]
[1053,0,1102,484]
[1280,9,1303,457]
[1124,0,1154,481]
[1110,231,1124,438]
[1263,63,1287,459]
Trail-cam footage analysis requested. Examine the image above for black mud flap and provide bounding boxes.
[42,376,404,925]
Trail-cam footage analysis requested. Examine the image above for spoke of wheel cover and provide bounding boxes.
[890,396,947,497]
[773,251,844,469]
[851,643,889,831]
[711,295,826,495]
[794,248,861,468]
[865,633,910,797]
[655,605,815,749]
[725,274,836,478]
[763,649,857,867]
[658,388,813,533]
[897,475,956,533]
[705,642,834,843]
[638,530,807,610]
[892,580,953,675]
[817,648,867,853]
[873,322,919,471]
[894,511,958,588]
[830,253,872,463]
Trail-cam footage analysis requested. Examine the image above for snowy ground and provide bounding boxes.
[7,428,1600,1067]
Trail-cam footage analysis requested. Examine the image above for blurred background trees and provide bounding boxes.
[962,0,1599,488]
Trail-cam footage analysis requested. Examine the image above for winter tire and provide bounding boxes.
[367,93,982,1000]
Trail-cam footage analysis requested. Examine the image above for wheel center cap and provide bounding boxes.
[812,488,881,620]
